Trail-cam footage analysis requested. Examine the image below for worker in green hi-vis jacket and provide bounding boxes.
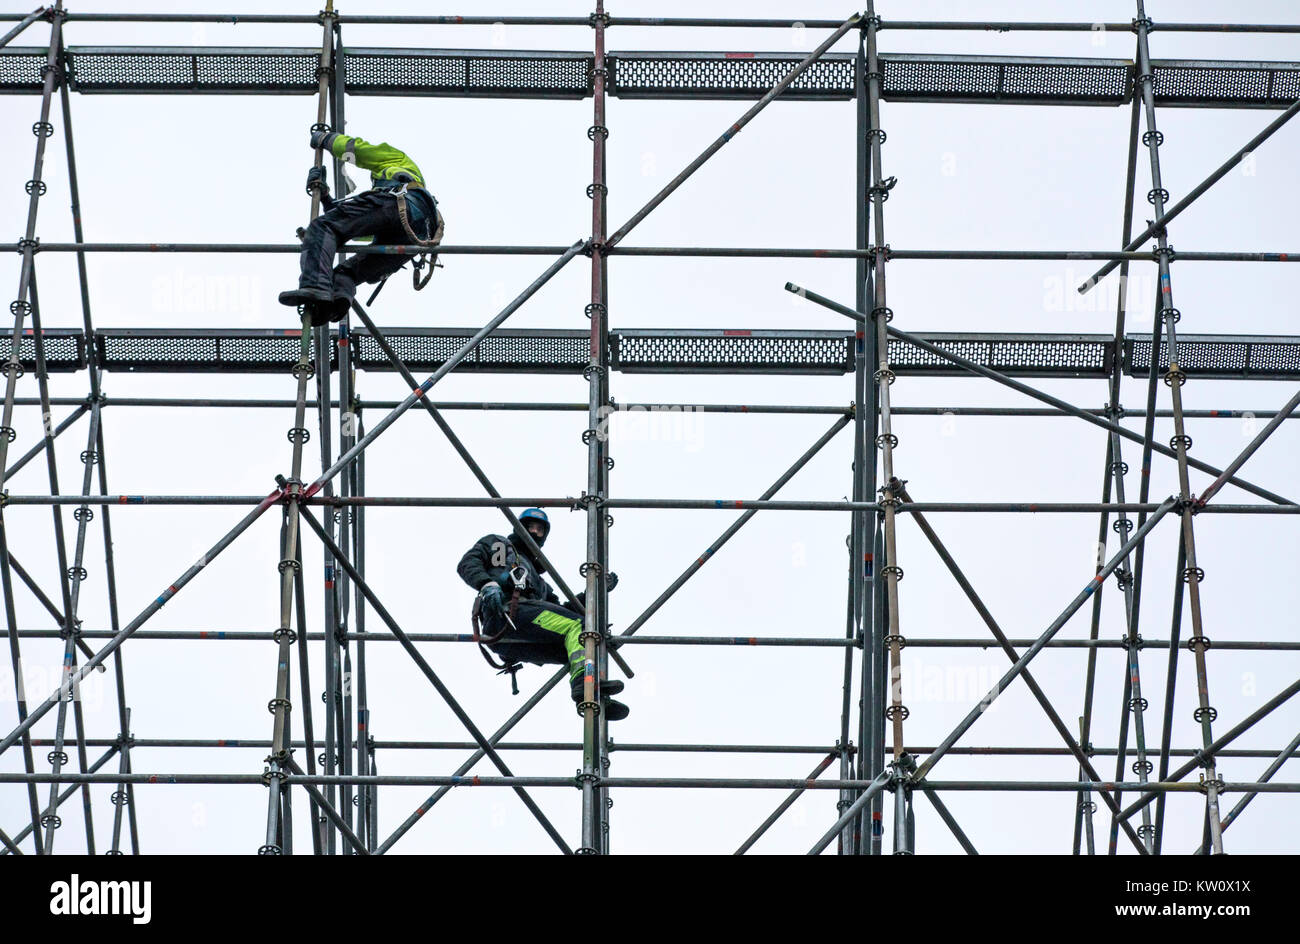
[279,130,444,325]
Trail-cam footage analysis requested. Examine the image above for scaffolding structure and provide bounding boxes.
[1,2,1298,854]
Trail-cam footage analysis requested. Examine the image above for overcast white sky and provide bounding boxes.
[1,0,1297,854]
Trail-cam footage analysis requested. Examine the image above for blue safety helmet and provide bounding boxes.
[519,507,550,546]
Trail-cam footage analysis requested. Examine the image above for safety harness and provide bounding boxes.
[391,180,445,291]
[470,565,528,694]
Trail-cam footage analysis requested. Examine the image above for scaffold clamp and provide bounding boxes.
[1197,772,1225,794]
[572,492,604,511]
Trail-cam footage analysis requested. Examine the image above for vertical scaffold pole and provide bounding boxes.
[1076,94,1140,854]
[329,20,369,850]
[1133,2,1225,855]
[592,1,617,854]
[579,0,612,855]
[0,1,63,854]
[264,0,337,856]
[324,16,356,843]
[851,20,882,856]
[291,531,323,853]
[863,7,909,850]
[1095,93,1156,854]
[1078,718,1097,854]
[353,410,374,850]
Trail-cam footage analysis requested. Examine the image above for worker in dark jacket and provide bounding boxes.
[457,508,629,721]
[279,131,444,325]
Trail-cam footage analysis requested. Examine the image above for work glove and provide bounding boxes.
[572,573,616,610]
[309,128,335,150]
[478,584,506,623]
[305,165,329,195]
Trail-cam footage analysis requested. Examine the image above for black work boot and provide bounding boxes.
[570,675,629,721]
[306,304,334,328]
[329,293,354,322]
[601,698,630,722]
[570,676,624,700]
[278,287,335,309]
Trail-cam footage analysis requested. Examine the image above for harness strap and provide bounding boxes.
[471,578,525,695]
[393,188,444,248]
[391,185,445,292]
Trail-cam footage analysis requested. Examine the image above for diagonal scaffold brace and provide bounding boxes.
[785,282,1294,506]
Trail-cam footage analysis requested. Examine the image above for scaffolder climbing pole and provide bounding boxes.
[0,0,64,855]
[863,2,913,856]
[1131,2,1224,855]
[262,0,338,856]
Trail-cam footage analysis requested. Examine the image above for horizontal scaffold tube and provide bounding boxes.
[4,495,1297,513]
[9,399,1295,421]
[27,242,1300,261]
[2,772,1296,791]
[20,738,1291,759]
[3,13,1299,32]
[6,630,1298,651]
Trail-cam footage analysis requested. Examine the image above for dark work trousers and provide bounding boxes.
[485,599,587,682]
[298,190,413,300]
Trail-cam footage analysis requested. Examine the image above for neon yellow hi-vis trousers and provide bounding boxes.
[485,599,587,681]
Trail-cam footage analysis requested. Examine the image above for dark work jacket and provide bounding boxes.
[457,533,561,605]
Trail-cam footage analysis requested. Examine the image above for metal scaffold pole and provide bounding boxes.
[0,0,63,854]
[263,0,338,856]
[1132,2,1225,855]
[845,20,879,857]
[585,0,615,855]
[1076,91,1142,856]
[860,2,913,855]
[321,12,355,851]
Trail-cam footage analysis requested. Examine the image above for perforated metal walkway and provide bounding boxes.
[8,328,1299,379]
[1,47,1297,106]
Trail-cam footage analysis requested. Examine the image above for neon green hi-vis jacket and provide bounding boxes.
[318,133,426,188]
